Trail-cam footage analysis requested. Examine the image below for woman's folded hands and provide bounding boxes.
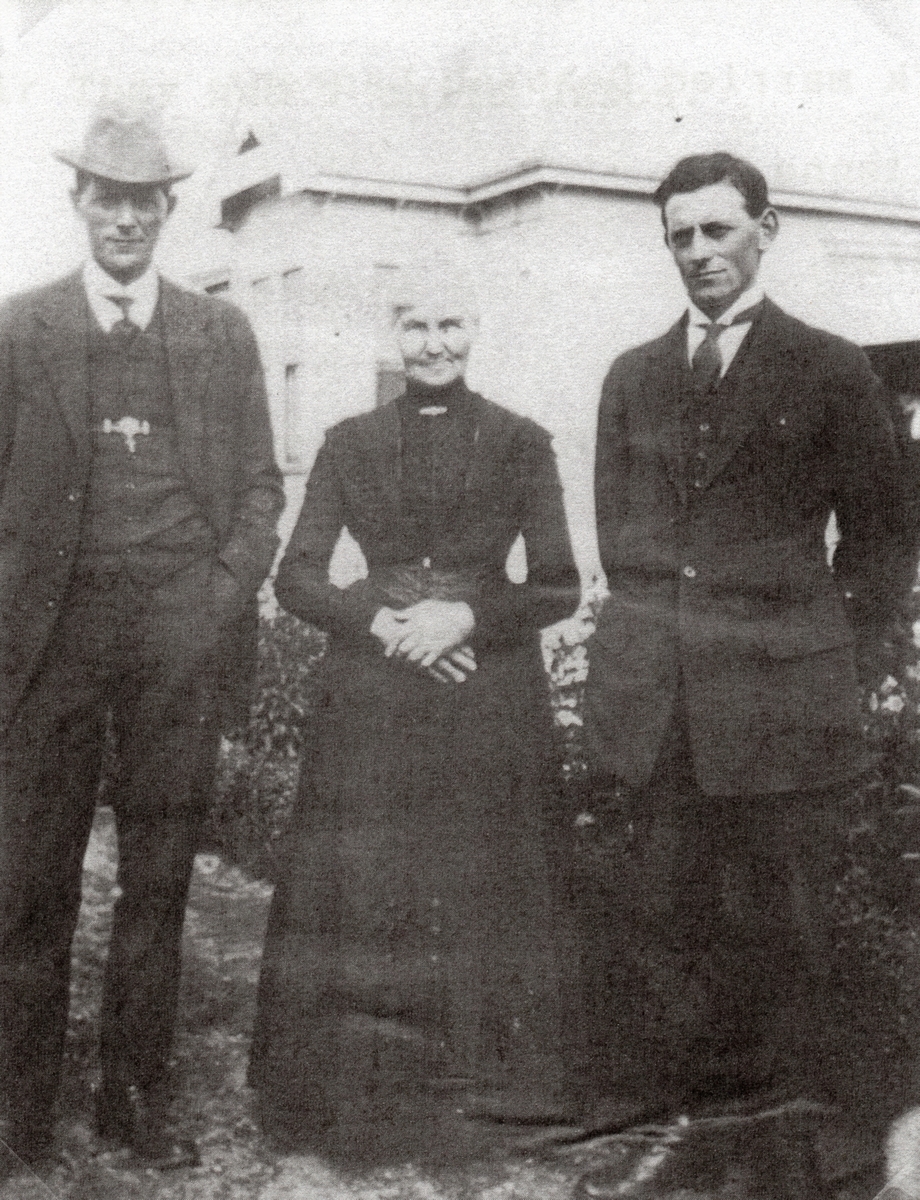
[370,600,477,683]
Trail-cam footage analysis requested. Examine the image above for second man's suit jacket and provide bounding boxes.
[585,298,910,797]
[0,270,284,728]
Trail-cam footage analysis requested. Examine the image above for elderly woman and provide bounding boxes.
[248,280,580,1158]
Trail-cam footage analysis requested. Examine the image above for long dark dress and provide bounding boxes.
[249,380,580,1159]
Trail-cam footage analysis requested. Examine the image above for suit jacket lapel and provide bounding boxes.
[699,298,793,488]
[34,271,92,461]
[159,277,215,485]
[642,318,689,505]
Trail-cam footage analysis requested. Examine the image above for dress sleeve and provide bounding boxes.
[274,433,383,639]
[472,425,580,648]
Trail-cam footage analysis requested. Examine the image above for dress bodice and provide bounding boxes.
[274,383,579,649]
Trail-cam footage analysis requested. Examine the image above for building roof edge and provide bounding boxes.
[287,162,920,225]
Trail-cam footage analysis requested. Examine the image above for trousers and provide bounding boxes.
[576,702,910,1137]
[0,560,225,1133]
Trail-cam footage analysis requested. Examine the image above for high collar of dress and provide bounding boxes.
[399,376,473,416]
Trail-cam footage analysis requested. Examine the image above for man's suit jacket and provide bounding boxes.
[585,298,910,796]
[0,270,284,728]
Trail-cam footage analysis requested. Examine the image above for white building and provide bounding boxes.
[190,135,920,579]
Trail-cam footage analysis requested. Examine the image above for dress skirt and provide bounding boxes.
[248,632,574,1158]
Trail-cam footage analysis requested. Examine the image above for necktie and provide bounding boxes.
[690,303,761,392]
[691,321,728,392]
[106,294,136,339]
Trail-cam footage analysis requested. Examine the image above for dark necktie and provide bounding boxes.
[106,294,137,340]
[690,303,761,392]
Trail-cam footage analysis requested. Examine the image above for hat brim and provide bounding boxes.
[55,149,193,185]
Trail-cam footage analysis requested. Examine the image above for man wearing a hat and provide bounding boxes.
[0,110,283,1172]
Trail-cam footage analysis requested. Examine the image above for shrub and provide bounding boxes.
[203,613,326,879]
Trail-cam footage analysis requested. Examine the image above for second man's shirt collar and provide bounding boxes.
[687,284,765,330]
[685,284,765,377]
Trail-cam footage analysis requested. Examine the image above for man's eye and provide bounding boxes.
[702,225,731,239]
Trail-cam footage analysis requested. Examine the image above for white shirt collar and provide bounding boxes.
[687,283,765,330]
[82,259,160,333]
[685,285,766,376]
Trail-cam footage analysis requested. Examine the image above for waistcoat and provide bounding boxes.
[76,308,215,583]
[679,328,757,499]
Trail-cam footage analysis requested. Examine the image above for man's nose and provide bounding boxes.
[423,331,446,354]
[114,200,141,230]
[687,230,714,260]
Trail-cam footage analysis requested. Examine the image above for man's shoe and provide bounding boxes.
[95,1080,199,1169]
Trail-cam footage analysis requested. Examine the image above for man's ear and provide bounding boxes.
[758,207,779,252]
[165,192,178,218]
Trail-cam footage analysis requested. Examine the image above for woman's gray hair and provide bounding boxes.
[389,266,480,326]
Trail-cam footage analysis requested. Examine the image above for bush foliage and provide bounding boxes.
[204,613,326,879]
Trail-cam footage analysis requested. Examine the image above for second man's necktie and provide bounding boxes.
[691,320,728,392]
[690,303,761,392]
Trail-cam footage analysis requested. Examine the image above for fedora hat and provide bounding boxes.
[55,111,192,185]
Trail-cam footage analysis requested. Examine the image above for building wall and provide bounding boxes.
[197,183,920,582]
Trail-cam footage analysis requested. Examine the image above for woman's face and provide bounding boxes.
[395,302,476,388]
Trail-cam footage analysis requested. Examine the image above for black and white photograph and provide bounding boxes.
[3,2,920,1197]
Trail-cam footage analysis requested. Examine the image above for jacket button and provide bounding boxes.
[682,565,697,578]
[67,493,77,502]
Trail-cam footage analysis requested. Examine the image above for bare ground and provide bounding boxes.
[0,809,612,1200]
